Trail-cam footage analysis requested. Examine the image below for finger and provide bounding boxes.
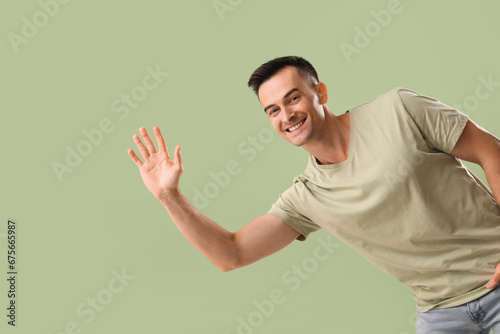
[133,133,150,160]
[174,145,182,168]
[486,263,500,288]
[139,127,157,155]
[127,148,143,168]
[153,126,169,156]
[486,278,499,289]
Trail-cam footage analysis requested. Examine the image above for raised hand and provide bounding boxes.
[128,126,183,201]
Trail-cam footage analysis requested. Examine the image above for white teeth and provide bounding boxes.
[288,120,305,132]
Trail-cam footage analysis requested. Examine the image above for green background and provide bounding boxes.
[2,0,500,333]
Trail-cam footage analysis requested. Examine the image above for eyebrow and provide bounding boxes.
[264,88,300,113]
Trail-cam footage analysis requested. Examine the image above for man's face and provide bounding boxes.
[258,66,327,147]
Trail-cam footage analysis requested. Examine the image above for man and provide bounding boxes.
[128,56,500,333]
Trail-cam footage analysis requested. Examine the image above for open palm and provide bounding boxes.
[128,126,183,200]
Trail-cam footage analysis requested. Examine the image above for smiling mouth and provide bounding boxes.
[286,118,306,132]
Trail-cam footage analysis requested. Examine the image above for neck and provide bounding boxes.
[303,106,350,165]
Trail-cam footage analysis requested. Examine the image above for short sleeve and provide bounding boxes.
[267,182,321,241]
[397,88,469,154]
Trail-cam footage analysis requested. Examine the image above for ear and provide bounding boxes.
[316,82,328,104]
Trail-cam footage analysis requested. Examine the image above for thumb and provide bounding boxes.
[174,145,182,168]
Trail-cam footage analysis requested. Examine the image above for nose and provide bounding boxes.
[281,106,296,123]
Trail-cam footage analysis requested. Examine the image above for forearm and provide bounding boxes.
[483,159,500,205]
[158,189,238,271]
[483,141,500,289]
[479,135,500,204]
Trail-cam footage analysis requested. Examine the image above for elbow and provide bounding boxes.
[217,254,242,272]
[218,264,237,272]
[219,258,252,272]
[217,261,240,272]
[217,233,242,272]
[217,257,243,273]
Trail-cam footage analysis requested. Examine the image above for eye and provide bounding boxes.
[290,95,299,102]
[269,108,279,116]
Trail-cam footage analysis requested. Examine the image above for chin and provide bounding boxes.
[289,131,311,147]
[285,137,307,147]
[290,139,304,147]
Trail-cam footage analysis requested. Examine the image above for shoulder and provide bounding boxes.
[391,87,446,110]
[348,87,407,113]
[381,87,420,105]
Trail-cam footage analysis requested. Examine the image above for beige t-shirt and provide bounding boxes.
[268,87,500,312]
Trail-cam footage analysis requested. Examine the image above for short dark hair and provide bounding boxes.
[247,56,319,95]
